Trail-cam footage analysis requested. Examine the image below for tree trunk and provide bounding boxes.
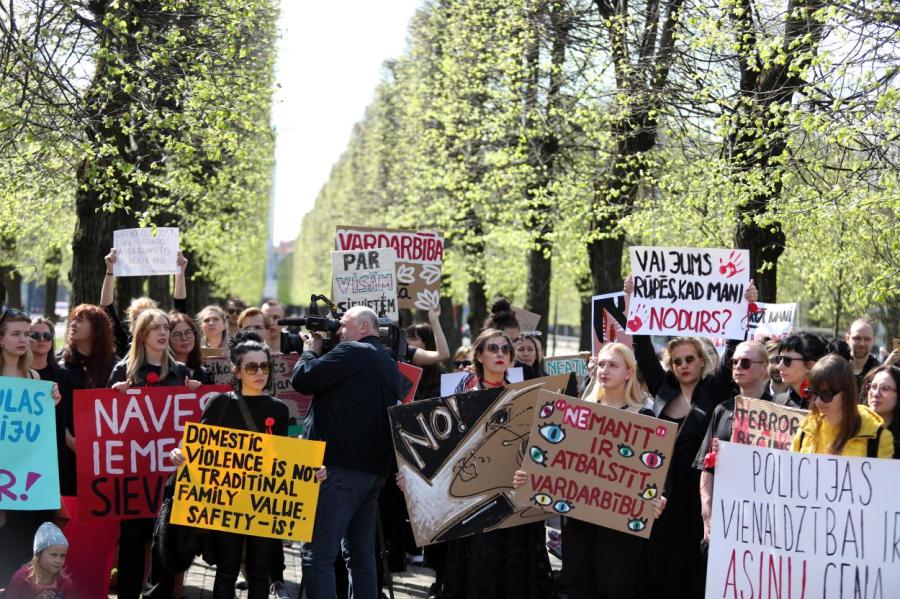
[577,274,593,351]
[6,271,22,310]
[439,294,461,366]
[525,244,552,339]
[186,272,213,315]
[149,276,170,310]
[467,280,488,342]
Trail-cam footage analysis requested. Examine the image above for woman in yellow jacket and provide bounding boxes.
[791,354,894,458]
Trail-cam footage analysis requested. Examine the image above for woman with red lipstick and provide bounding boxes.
[453,328,515,393]
[108,309,200,599]
[624,276,756,599]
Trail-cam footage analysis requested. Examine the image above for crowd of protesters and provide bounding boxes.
[0,248,897,599]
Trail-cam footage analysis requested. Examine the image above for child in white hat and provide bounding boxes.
[4,522,73,598]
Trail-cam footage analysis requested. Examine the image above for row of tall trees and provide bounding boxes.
[1,0,279,313]
[288,0,899,343]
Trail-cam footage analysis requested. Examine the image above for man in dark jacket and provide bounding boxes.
[290,306,401,599]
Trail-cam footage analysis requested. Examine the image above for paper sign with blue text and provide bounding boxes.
[331,247,399,321]
[112,227,180,277]
[0,376,59,510]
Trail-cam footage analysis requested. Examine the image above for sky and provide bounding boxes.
[270,1,423,245]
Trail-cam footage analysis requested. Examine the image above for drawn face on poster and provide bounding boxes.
[389,375,569,546]
[335,226,443,311]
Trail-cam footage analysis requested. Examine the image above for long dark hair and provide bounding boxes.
[168,310,202,371]
[228,331,272,393]
[407,322,443,395]
[807,354,860,454]
[483,297,520,332]
[63,304,115,388]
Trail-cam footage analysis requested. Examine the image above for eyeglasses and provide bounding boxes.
[0,308,30,325]
[485,343,512,355]
[454,360,472,369]
[865,383,897,395]
[671,355,698,368]
[170,329,196,341]
[242,361,271,375]
[803,387,838,403]
[29,332,53,342]
[770,355,802,367]
[731,358,765,369]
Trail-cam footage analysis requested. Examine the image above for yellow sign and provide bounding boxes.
[170,422,326,542]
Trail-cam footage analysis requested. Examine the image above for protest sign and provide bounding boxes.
[170,422,325,542]
[331,247,399,320]
[205,355,312,423]
[390,375,569,546]
[706,442,900,599]
[74,384,228,518]
[0,376,59,510]
[730,396,807,451]
[747,302,797,339]
[627,246,750,340]
[544,355,590,388]
[399,362,423,403]
[512,307,541,333]
[515,391,676,537]
[590,292,631,355]
[440,368,524,397]
[201,347,227,359]
[112,227,179,277]
[335,226,443,310]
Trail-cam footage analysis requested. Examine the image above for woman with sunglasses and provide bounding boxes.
[171,331,306,598]
[55,304,120,599]
[623,275,756,599]
[29,317,59,381]
[108,309,200,599]
[515,332,547,380]
[791,355,893,458]
[770,333,829,409]
[0,309,62,585]
[453,328,516,393]
[863,365,900,459]
[169,311,214,384]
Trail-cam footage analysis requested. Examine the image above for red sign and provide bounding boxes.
[399,362,423,404]
[74,385,228,519]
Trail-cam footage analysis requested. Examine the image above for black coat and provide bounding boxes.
[108,357,191,387]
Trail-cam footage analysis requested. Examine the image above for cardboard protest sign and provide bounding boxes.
[544,355,590,388]
[512,307,541,333]
[439,368,525,397]
[706,442,900,599]
[730,396,807,451]
[201,347,227,359]
[331,248,399,320]
[335,226,443,310]
[591,292,631,355]
[74,384,228,518]
[747,302,797,339]
[0,377,59,510]
[390,375,569,546]
[515,391,676,537]
[170,422,325,542]
[399,362,423,403]
[205,355,312,423]
[112,227,179,277]
[627,246,750,340]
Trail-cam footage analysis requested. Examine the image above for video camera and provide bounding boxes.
[277,294,407,361]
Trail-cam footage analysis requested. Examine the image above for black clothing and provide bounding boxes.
[192,363,215,385]
[108,358,191,387]
[773,387,810,410]
[632,335,736,599]
[693,388,774,471]
[201,393,290,436]
[290,335,402,476]
[855,354,880,389]
[563,518,644,599]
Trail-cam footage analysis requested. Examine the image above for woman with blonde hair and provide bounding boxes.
[792,355,893,458]
[197,304,228,349]
[108,308,200,599]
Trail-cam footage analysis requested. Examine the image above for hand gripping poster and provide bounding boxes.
[388,375,571,546]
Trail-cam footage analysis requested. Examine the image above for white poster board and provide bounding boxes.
[331,248,399,321]
[748,302,797,339]
[706,442,900,599]
[627,246,750,340]
[112,227,179,277]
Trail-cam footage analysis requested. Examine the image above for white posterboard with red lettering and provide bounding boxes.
[627,246,750,340]
[335,226,443,310]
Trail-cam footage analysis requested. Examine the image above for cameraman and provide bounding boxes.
[290,306,402,599]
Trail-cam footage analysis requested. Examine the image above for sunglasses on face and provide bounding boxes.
[0,308,30,325]
[454,360,472,369]
[672,355,698,368]
[485,343,512,355]
[770,355,802,367]
[242,361,271,375]
[865,383,897,395]
[170,329,196,341]
[732,358,765,369]
[803,387,837,403]
[29,332,53,342]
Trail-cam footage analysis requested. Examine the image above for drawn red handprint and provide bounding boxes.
[718,251,745,279]
[627,304,649,332]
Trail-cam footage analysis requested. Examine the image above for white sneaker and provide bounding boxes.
[271,581,290,599]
